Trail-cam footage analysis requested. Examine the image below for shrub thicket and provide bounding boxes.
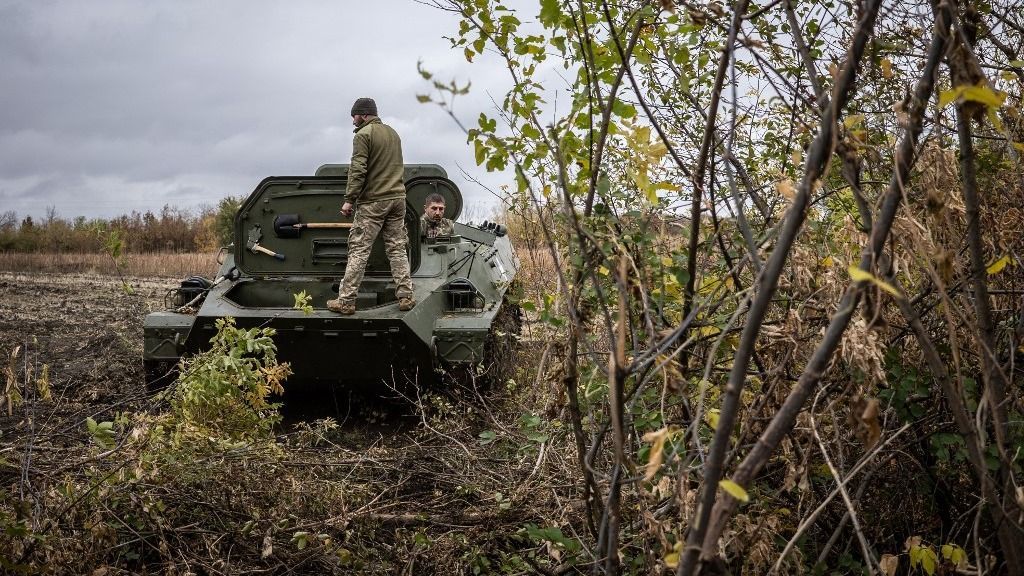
[0,198,241,254]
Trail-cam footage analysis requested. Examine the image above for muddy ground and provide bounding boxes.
[0,271,427,421]
[0,272,172,421]
[1,271,566,573]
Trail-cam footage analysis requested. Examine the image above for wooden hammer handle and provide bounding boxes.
[251,244,285,260]
[298,222,353,229]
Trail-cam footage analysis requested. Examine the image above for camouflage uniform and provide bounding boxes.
[337,117,414,304]
[420,214,454,239]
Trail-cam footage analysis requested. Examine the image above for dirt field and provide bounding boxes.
[0,270,439,425]
[1,272,175,416]
[1,270,565,573]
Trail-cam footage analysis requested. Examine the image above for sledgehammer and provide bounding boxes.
[246,226,285,261]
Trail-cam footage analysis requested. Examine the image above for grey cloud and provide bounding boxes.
[0,0,538,220]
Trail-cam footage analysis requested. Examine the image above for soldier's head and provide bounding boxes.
[424,193,446,223]
[351,97,378,128]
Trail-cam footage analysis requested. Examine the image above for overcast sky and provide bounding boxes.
[0,0,538,221]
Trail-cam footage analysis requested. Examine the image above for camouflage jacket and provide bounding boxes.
[421,215,454,238]
[345,117,406,205]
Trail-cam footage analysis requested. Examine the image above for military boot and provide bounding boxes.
[327,298,355,315]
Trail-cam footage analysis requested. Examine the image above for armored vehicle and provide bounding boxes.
[143,164,519,389]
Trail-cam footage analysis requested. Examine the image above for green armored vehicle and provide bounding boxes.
[143,164,519,388]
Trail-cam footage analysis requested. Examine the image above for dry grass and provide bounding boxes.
[515,246,559,299]
[0,251,220,279]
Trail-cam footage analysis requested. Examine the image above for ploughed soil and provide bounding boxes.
[0,272,169,420]
[0,270,421,426]
[0,272,570,574]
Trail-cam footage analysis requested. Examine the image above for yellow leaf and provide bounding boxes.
[987,106,1005,131]
[844,114,865,128]
[986,254,1011,275]
[848,265,900,296]
[642,427,672,481]
[636,125,651,144]
[961,84,1006,108]
[879,554,898,576]
[648,141,668,160]
[920,548,937,575]
[664,542,682,568]
[938,86,965,109]
[950,546,966,567]
[821,256,834,267]
[599,266,610,276]
[776,179,797,201]
[909,544,922,565]
[705,408,720,430]
[790,149,802,166]
[940,83,1006,110]
[660,256,673,267]
[718,479,750,503]
[880,57,894,79]
[645,186,661,205]
[697,325,721,338]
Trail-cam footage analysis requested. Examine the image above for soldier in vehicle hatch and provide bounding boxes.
[421,192,455,239]
[327,98,415,315]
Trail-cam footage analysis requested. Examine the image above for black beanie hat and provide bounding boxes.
[351,97,377,116]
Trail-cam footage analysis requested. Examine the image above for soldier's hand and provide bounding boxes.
[341,202,354,217]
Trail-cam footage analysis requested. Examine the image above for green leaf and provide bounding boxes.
[597,174,611,197]
[539,0,561,26]
[415,94,432,103]
[718,479,750,503]
[527,431,549,443]
[524,524,581,552]
[474,139,486,166]
[478,113,496,133]
[611,98,637,119]
[520,123,541,140]
[478,430,497,445]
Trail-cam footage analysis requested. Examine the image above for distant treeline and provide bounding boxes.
[0,197,241,253]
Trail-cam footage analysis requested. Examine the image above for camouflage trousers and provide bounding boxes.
[338,197,414,303]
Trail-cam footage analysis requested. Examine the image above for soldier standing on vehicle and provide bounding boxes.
[327,98,415,315]
[421,192,455,239]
